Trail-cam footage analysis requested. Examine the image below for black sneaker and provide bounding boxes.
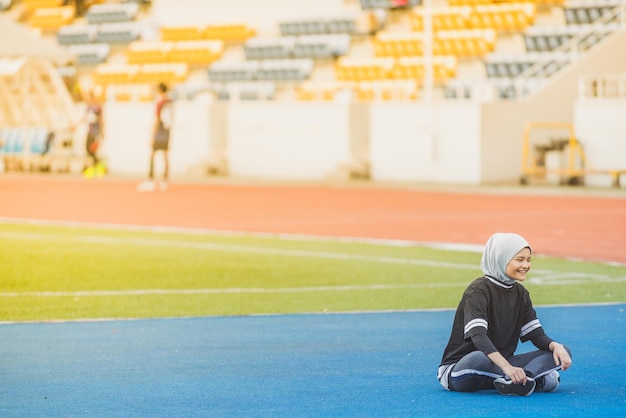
[494,377,536,396]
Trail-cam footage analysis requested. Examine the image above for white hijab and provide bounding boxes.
[480,233,531,285]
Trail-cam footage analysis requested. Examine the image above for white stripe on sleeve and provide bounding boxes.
[464,318,488,335]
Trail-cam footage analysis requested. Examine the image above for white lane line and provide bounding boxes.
[1,231,623,288]
[0,282,469,298]
[0,231,481,270]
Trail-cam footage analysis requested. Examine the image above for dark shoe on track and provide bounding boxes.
[536,371,560,392]
[494,377,536,396]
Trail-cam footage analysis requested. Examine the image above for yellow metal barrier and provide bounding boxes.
[520,122,626,187]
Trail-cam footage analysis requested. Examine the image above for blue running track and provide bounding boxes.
[1,304,624,417]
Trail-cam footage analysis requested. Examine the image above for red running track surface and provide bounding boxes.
[1,175,625,264]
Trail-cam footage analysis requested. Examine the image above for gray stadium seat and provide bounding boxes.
[207,61,260,82]
[68,43,111,65]
[57,24,98,45]
[243,37,296,60]
[96,22,142,43]
[279,18,328,36]
[524,23,621,53]
[564,0,621,24]
[293,34,351,59]
[85,3,139,24]
[212,82,277,101]
[256,59,314,81]
[326,14,357,34]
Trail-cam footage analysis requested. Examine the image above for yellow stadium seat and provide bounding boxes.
[22,0,65,14]
[108,84,153,102]
[392,56,457,81]
[374,32,423,57]
[160,26,205,42]
[295,82,347,101]
[93,64,140,85]
[335,57,395,81]
[169,41,224,65]
[29,6,74,31]
[136,63,189,84]
[410,7,472,32]
[204,24,256,42]
[434,29,496,57]
[469,3,536,32]
[126,41,172,65]
[355,81,419,101]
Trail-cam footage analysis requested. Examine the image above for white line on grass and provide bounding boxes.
[0,282,470,298]
[0,230,480,270]
[1,230,623,287]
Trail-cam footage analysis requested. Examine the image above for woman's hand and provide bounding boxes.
[550,342,572,371]
[501,365,530,385]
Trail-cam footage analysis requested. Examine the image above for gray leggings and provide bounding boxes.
[447,346,571,392]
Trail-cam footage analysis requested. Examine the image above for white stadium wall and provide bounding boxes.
[369,102,482,184]
[102,99,485,184]
[575,99,626,187]
[226,102,353,180]
[102,100,215,177]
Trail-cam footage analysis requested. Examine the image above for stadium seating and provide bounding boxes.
[355,80,419,101]
[0,127,49,157]
[374,32,424,57]
[57,24,99,44]
[169,41,224,65]
[160,25,205,42]
[435,29,496,56]
[92,63,139,85]
[335,57,396,81]
[278,18,327,36]
[135,63,188,84]
[410,7,472,32]
[159,23,256,43]
[207,59,313,82]
[68,43,110,65]
[204,23,256,42]
[256,59,315,81]
[523,23,621,52]
[0,127,23,156]
[484,51,572,78]
[243,37,295,60]
[374,30,495,58]
[470,3,536,32]
[326,14,359,34]
[93,62,188,85]
[212,82,277,101]
[29,6,75,31]
[293,34,351,59]
[96,22,142,43]
[85,3,139,24]
[295,82,346,101]
[392,56,458,80]
[126,41,171,64]
[243,35,351,60]
[564,0,622,24]
[207,61,260,82]
[278,13,358,36]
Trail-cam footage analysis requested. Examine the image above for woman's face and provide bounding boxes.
[506,247,531,282]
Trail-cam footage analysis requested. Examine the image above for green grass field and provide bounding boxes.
[1,222,624,322]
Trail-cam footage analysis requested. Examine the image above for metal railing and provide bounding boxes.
[578,72,626,99]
